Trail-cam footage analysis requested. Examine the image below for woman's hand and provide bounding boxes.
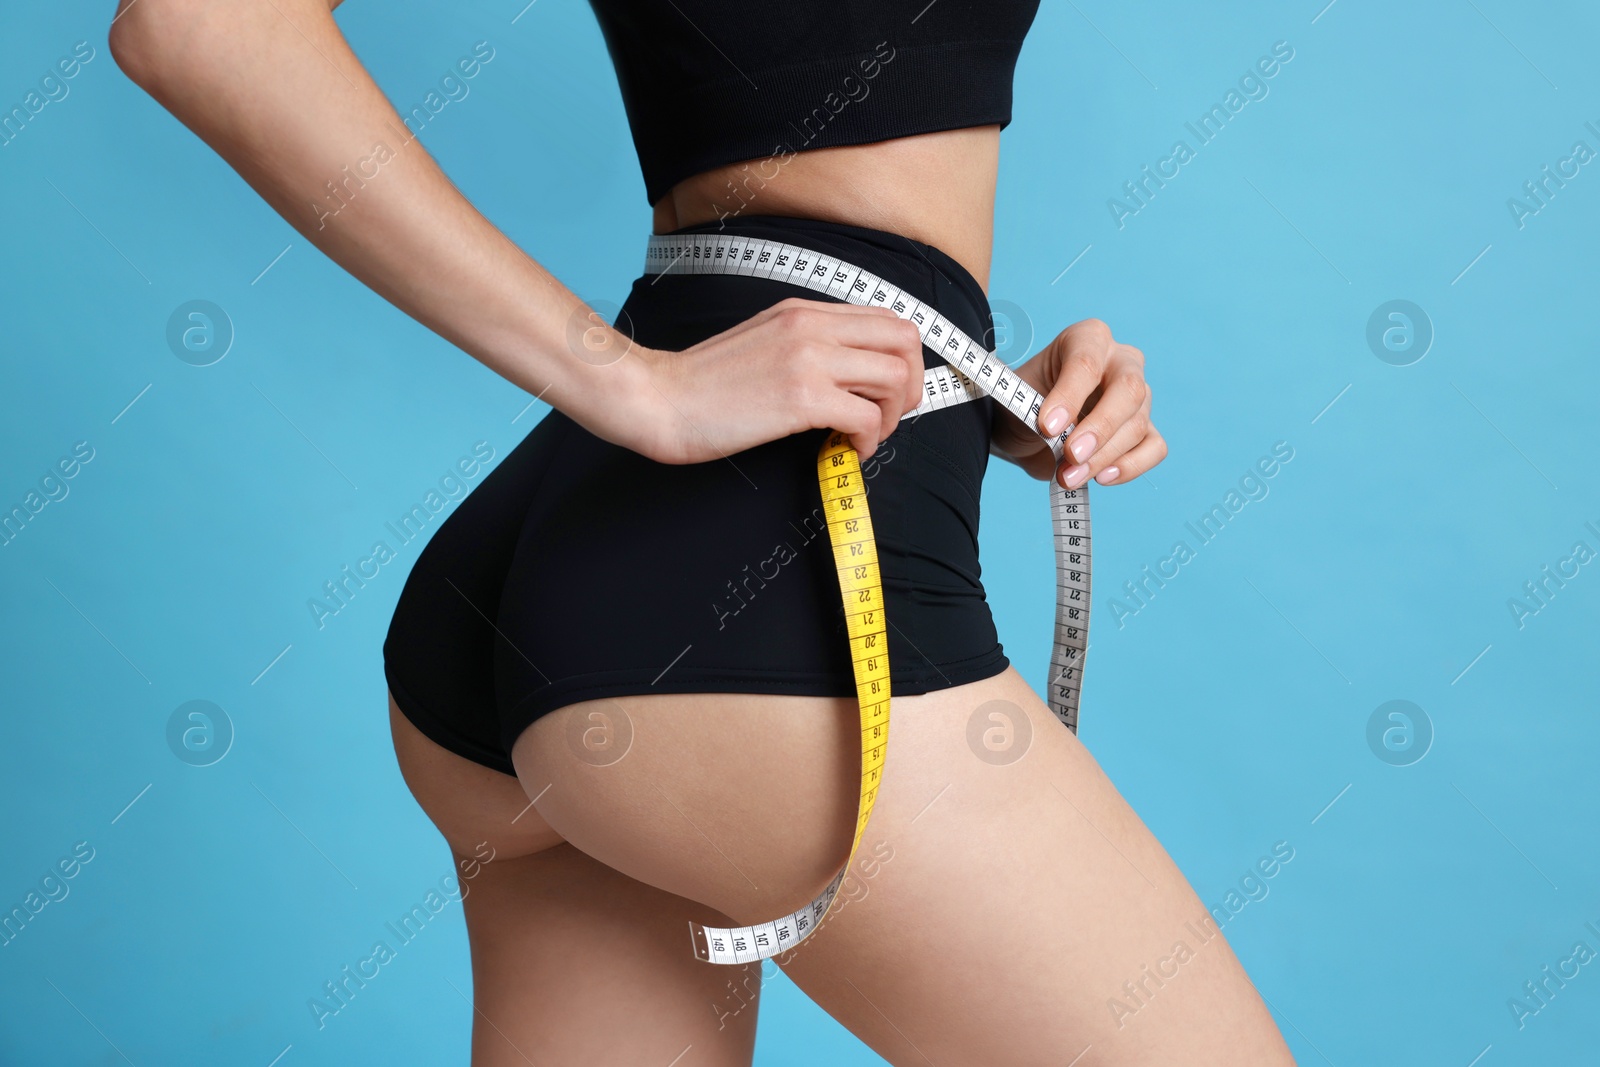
[612,297,926,464]
[989,318,1167,489]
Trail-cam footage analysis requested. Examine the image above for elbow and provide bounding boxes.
[108,2,165,90]
[107,2,157,88]
[108,0,208,91]
[113,0,343,94]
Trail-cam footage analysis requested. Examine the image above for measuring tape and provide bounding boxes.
[644,232,1092,966]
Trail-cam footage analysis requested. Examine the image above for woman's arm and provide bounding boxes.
[108,0,924,461]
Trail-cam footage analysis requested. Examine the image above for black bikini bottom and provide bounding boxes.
[383,214,1010,777]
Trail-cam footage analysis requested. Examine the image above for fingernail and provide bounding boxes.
[1095,466,1120,484]
[1041,407,1066,436]
[1069,432,1096,463]
[1063,463,1089,488]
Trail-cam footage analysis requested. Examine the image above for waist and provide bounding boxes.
[650,127,1000,292]
[638,212,994,352]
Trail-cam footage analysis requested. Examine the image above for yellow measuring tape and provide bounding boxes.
[686,432,890,965]
[817,430,892,867]
[662,231,1088,966]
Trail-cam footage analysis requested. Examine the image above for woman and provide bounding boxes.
[110,1,1295,1063]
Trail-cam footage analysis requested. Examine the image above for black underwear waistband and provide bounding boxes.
[652,212,991,335]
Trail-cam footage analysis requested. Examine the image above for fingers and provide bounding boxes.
[714,296,906,349]
[1035,319,1115,439]
[1087,429,1167,486]
[1056,405,1144,488]
[826,393,891,460]
[831,345,922,427]
[765,300,919,352]
[1025,318,1158,489]
[823,347,921,455]
[806,304,925,405]
[773,302,923,410]
[785,343,915,459]
[758,296,915,332]
[1063,351,1145,463]
[649,297,930,464]
[1055,361,1149,486]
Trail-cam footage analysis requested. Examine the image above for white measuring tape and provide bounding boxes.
[644,232,1092,965]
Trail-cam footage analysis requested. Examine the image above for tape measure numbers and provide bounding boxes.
[644,233,1092,966]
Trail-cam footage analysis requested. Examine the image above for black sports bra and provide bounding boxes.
[585,0,1042,206]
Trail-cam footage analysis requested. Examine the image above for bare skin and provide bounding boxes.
[113,1,1285,1062]
[658,127,1004,293]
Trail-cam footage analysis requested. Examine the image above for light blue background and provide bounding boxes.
[3,1,1597,1064]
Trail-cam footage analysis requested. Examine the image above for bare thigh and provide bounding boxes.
[513,669,1297,1067]
[387,693,762,1066]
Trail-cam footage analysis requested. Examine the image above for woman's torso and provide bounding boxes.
[652,127,1002,293]
[586,0,1042,292]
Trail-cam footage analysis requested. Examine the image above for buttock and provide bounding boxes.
[383,214,1010,777]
